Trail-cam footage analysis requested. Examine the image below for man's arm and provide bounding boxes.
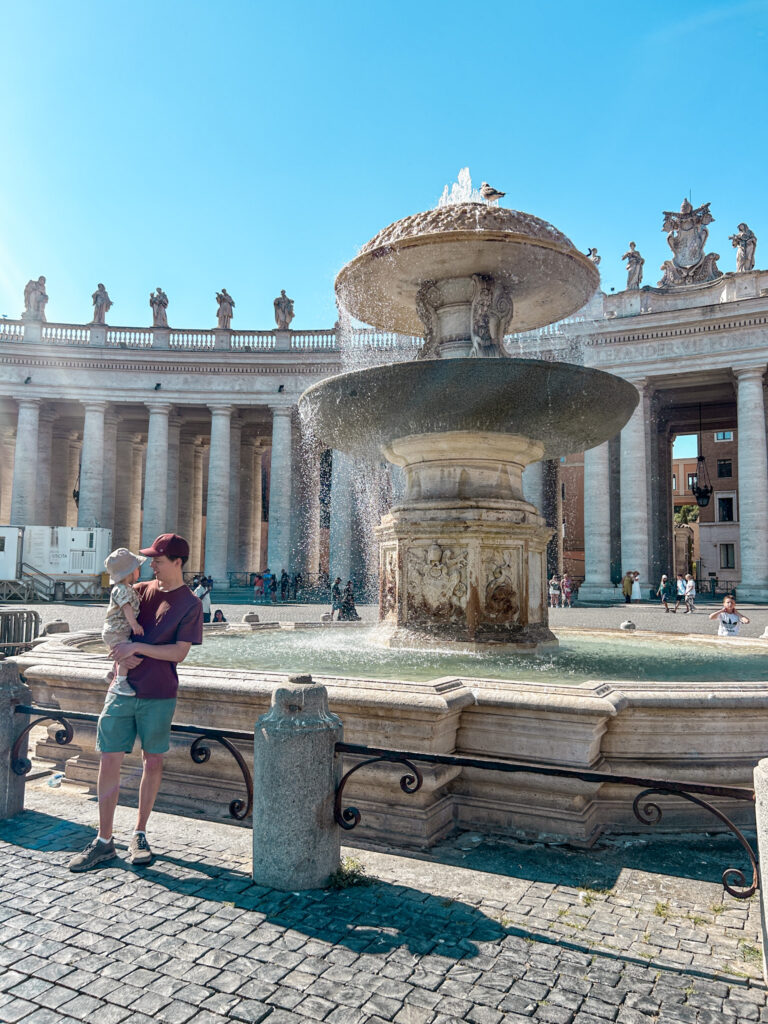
[112,641,192,664]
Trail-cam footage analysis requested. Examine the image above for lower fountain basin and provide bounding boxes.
[299,358,639,457]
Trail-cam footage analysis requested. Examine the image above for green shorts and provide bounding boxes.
[96,691,177,755]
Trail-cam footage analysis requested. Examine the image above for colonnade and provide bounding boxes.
[580,368,768,603]
[1,398,329,587]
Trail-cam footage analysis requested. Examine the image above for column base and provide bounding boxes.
[576,583,621,604]
[735,585,768,603]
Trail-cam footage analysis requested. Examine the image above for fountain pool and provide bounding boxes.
[179,625,768,686]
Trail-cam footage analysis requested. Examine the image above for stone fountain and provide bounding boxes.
[300,189,639,650]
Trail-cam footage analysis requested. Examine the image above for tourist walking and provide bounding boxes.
[548,574,561,609]
[280,569,290,601]
[269,573,278,603]
[68,533,203,872]
[193,577,212,623]
[709,596,749,636]
[683,573,696,614]
[101,548,146,693]
[621,571,633,604]
[674,573,686,612]
[292,571,303,600]
[656,574,675,613]
[560,573,573,608]
[331,576,342,619]
[253,573,263,602]
[631,571,641,603]
[262,569,273,604]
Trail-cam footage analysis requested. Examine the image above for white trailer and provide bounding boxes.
[0,525,112,600]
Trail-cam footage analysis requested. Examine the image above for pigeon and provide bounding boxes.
[480,182,505,205]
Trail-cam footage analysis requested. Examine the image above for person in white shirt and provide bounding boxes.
[709,596,749,636]
[194,580,212,623]
[683,573,696,614]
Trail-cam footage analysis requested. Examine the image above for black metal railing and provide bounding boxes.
[10,705,759,899]
[12,705,253,820]
[333,742,759,900]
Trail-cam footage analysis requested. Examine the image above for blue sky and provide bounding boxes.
[1,1,766,330]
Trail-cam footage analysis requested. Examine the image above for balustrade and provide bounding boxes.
[0,320,24,341]
[230,331,275,350]
[105,327,154,348]
[169,330,216,350]
[291,329,337,350]
[41,323,91,345]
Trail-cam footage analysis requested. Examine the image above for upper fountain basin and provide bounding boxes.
[299,358,639,457]
[335,203,599,335]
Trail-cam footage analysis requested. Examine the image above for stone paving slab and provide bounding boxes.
[1,780,766,1023]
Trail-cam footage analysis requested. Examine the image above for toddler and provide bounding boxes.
[102,548,146,694]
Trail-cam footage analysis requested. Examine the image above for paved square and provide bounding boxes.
[0,778,766,1023]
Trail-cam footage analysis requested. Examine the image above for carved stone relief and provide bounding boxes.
[406,542,467,622]
[414,280,442,359]
[481,548,521,624]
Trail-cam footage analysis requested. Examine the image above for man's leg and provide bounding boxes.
[136,751,164,832]
[98,752,125,839]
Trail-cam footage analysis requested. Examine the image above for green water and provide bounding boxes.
[184,627,768,684]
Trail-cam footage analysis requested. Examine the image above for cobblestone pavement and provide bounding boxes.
[1,781,766,1024]
[29,599,768,640]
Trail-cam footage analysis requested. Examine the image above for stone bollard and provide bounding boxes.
[242,613,260,624]
[42,619,70,636]
[253,674,342,890]
[753,759,768,984]
[0,661,31,820]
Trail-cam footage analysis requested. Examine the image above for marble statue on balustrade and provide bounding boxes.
[22,276,48,321]
[91,283,112,325]
[586,247,601,266]
[621,242,644,290]
[150,287,169,327]
[730,223,757,273]
[274,290,294,330]
[658,199,722,287]
[216,288,235,329]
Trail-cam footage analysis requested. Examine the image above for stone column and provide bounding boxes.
[267,407,293,576]
[77,401,107,527]
[141,402,171,566]
[191,439,205,572]
[252,445,264,570]
[736,367,768,600]
[165,414,182,534]
[302,440,323,577]
[66,435,82,527]
[227,416,242,574]
[10,399,40,525]
[578,442,615,602]
[0,429,15,524]
[35,408,57,526]
[113,431,135,547]
[329,449,355,582]
[49,431,71,526]
[252,675,342,891]
[176,435,195,547]
[101,412,119,532]
[619,381,650,587]
[238,438,255,572]
[128,436,145,552]
[205,406,232,587]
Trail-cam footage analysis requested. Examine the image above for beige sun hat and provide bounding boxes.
[105,547,146,585]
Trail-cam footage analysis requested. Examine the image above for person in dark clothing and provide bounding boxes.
[338,580,361,621]
[269,574,278,603]
[280,569,289,601]
[331,577,342,619]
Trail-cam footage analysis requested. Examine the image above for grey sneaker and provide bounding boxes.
[68,837,116,872]
[128,832,153,865]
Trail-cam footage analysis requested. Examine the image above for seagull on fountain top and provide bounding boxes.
[480,182,505,205]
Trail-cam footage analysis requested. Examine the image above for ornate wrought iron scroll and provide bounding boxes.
[334,741,758,898]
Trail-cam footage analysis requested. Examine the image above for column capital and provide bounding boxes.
[269,404,294,417]
[146,400,172,415]
[208,403,234,416]
[734,365,767,381]
[81,400,108,414]
[16,397,40,411]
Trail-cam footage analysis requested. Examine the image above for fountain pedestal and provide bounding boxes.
[377,430,556,651]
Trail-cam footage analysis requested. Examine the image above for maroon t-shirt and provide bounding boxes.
[127,580,203,699]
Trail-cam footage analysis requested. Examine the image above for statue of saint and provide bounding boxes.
[586,247,601,266]
[22,276,48,321]
[658,199,722,286]
[91,283,113,325]
[729,223,757,273]
[274,289,294,330]
[621,242,644,290]
[216,288,235,329]
[150,287,169,327]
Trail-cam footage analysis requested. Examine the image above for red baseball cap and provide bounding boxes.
[139,533,190,561]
